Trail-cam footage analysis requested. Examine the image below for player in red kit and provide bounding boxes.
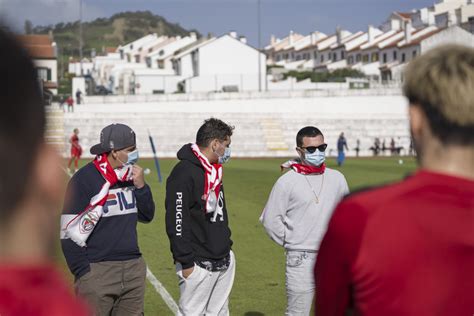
[68,128,81,174]
[315,45,474,316]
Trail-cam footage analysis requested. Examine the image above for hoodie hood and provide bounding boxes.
[177,143,204,167]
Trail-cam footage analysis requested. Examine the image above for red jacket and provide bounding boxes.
[315,170,474,316]
[0,264,91,316]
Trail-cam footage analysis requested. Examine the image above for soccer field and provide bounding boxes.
[62,156,416,315]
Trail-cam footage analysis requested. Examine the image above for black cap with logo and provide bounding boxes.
[90,123,136,155]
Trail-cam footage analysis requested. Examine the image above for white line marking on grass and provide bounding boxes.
[146,266,179,314]
[62,167,178,314]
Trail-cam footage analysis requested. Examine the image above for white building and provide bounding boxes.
[118,34,160,63]
[264,31,305,65]
[314,30,366,72]
[18,34,58,95]
[172,32,266,93]
[378,26,474,81]
[146,33,198,71]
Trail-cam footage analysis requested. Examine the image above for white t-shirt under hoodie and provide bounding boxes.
[260,168,349,251]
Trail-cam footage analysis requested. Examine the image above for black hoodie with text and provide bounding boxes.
[165,144,233,269]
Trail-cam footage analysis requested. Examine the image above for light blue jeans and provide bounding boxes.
[285,250,317,316]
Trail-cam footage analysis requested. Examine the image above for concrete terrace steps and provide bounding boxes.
[62,95,410,158]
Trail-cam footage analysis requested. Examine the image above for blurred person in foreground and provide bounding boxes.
[0,27,90,316]
[315,45,474,315]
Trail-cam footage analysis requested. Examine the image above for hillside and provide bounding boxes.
[31,10,200,57]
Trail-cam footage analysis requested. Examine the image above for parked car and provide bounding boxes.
[95,85,112,95]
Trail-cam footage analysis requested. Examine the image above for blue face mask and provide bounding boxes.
[216,146,231,164]
[125,149,139,165]
[305,149,325,166]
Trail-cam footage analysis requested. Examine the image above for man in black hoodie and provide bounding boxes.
[166,118,235,316]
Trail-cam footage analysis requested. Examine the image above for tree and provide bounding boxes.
[24,20,33,34]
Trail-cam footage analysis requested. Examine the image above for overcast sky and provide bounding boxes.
[0,0,436,47]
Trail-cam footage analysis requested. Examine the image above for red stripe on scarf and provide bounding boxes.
[281,162,326,175]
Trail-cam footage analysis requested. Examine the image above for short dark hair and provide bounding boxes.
[403,45,474,145]
[296,126,323,147]
[0,26,45,224]
[196,118,234,147]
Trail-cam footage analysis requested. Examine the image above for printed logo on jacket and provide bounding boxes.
[102,187,137,217]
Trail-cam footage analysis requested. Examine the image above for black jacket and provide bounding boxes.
[165,144,233,269]
[61,162,155,280]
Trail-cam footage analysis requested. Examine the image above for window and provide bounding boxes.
[321,55,324,62]
[135,55,140,63]
[333,53,337,61]
[412,50,417,58]
[341,51,345,59]
[158,60,164,69]
[348,56,354,65]
[363,54,369,63]
[191,51,199,76]
[383,53,387,63]
[402,53,406,62]
[291,52,295,59]
[296,55,301,61]
[37,67,51,81]
[393,51,398,61]
[284,53,289,60]
[276,55,281,62]
[356,54,361,62]
[313,51,317,59]
[371,53,379,62]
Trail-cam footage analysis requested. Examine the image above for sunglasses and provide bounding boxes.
[300,144,327,153]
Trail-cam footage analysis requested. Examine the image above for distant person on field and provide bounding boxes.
[315,45,474,316]
[60,123,155,315]
[354,139,360,157]
[66,95,74,112]
[0,26,90,316]
[336,132,349,166]
[166,118,236,316]
[68,128,82,174]
[76,89,83,105]
[260,126,349,316]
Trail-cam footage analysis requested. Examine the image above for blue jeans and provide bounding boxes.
[337,151,345,166]
[285,251,317,316]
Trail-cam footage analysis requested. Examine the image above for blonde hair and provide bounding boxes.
[403,44,474,144]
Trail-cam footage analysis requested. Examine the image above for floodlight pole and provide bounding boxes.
[79,0,83,76]
[257,0,262,92]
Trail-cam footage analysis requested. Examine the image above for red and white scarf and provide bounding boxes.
[191,143,224,222]
[61,154,133,247]
[281,159,326,175]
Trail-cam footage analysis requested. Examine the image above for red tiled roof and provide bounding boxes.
[24,45,55,59]
[383,28,427,49]
[17,35,52,46]
[104,47,117,53]
[348,41,368,52]
[399,28,444,48]
[395,12,412,20]
[17,35,56,59]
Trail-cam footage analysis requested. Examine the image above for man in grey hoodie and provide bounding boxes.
[260,126,349,316]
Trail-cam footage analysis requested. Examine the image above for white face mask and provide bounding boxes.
[117,149,139,167]
[214,142,231,164]
[305,149,325,166]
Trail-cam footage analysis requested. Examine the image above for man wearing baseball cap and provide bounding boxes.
[61,123,155,315]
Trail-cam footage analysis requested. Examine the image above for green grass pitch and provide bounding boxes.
[61,156,416,315]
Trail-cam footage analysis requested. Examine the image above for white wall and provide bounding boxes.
[421,26,474,52]
[35,59,58,83]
